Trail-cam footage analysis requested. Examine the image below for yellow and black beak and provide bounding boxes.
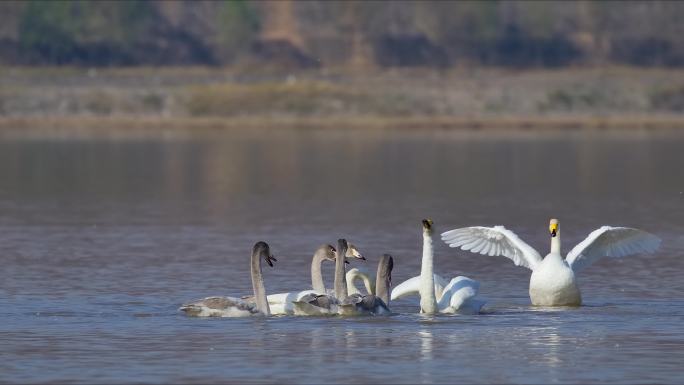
[422,219,434,230]
[549,223,558,238]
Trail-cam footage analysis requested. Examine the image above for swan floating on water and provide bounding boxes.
[391,219,486,314]
[338,254,393,316]
[441,219,661,306]
[293,239,394,316]
[179,241,277,317]
[292,238,350,316]
[264,243,365,315]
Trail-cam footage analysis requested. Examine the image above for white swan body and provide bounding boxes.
[391,274,485,314]
[529,253,581,306]
[266,290,317,315]
[393,219,486,314]
[437,276,486,314]
[442,219,661,306]
[180,242,277,317]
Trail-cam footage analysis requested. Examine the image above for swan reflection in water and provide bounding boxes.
[530,327,562,368]
[418,328,434,383]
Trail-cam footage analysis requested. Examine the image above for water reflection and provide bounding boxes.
[418,328,434,383]
[418,328,433,362]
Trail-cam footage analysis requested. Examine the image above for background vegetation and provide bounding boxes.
[2,0,684,68]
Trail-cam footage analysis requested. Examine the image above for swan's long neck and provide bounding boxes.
[251,249,270,315]
[551,231,561,255]
[311,248,327,294]
[346,272,360,295]
[361,274,375,295]
[346,270,375,295]
[375,255,392,306]
[419,230,437,314]
[334,240,348,300]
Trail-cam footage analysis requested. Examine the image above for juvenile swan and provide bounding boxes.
[292,238,350,316]
[339,254,393,316]
[265,243,365,315]
[179,241,277,317]
[441,219,661,306]
[391,219,486,314]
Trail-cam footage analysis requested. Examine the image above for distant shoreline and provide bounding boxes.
[1,115,682,139]
[2,66,684,137]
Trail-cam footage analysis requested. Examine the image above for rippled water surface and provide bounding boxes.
[1,128,683,383]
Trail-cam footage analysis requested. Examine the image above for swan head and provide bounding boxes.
[319,244,338,262]
[549,218,559,238]
[254,241,277,267]
[346,243,366,261]
[422,218,434,234]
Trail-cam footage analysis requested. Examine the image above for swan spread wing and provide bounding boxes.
[390,274,449,301]
[566,226,661,272]
[441,226,542,270]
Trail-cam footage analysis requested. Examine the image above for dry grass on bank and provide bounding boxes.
[2,66,684,138]
[1,115,683,139]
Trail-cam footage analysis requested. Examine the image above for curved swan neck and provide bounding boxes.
[346,269,375,295]
[550,231,561,255]
[311,247,327,294]
[334,239,348,300]
[346,271,360,295]
[419,228,437,314]
[251,247,270,315]
[361,273,375,295]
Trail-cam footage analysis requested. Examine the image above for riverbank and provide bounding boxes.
[2,115,684,140]
[1,66,683,136]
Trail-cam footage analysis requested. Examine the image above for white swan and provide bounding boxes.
[265,243,365,315]
[391,219,486,314]
[180,241,277,317]
[339,254,393,316]
[441,219,661,306]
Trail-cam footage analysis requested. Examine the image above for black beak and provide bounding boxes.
[266,254,277,267]
[344,259,350,264]
[551,229,557,237]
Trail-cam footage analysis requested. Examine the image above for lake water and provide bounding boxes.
[0,128,683,383]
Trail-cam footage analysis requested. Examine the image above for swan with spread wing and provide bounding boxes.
[441,219,661,306]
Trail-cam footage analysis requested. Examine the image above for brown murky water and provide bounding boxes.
[0,128,683,383]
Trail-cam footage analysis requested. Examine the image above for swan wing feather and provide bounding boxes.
[566,226,661,272]
[390,274,449,301]
[437,276,481,310]
[441,226,542,270]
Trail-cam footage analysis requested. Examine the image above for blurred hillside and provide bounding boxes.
[2,0,684,68]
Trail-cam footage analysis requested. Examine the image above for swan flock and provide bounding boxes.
[180,218,660,317]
